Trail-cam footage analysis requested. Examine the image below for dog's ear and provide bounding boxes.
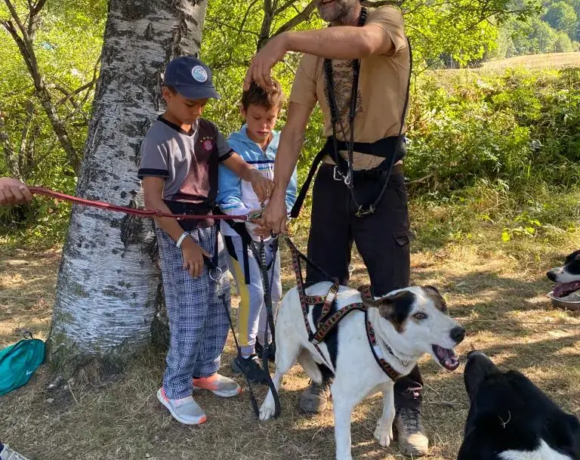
[365,291,415,332]
[422,285,448,312]
[423,285,441,296]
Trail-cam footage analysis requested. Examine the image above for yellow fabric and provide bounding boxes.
[230,257,251,346]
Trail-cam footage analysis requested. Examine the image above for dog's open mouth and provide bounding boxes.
[553,281,580,298]
[432,345,460,371]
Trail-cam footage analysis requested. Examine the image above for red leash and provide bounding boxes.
[28,187,250,221]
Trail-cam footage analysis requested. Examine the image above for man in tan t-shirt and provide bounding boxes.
[246,0,427,456]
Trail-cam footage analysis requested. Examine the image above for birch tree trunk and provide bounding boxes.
[48,0,207,378]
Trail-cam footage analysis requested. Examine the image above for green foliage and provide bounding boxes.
[406,68,580,192]
[543,1,578,37]
[1,0,579,251]
[0,0,106,245]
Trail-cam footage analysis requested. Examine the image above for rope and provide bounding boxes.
[28,187,253,221]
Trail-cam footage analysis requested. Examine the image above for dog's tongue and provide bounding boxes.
[553,281,580,298]
[433,345,460,371]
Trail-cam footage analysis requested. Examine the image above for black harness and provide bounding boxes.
[219,215,282,419]
[291,7,413,218]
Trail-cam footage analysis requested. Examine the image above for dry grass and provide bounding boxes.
[481,52,580,70]
[1,231,580,460]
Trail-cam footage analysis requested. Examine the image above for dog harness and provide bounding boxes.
[285,237,402,381]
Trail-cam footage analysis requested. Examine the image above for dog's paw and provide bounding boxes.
[374,424,392,447]
[259,400,276,421]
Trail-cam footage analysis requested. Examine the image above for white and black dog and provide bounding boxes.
[259,282,465,460]
[547,250,580,298]
[458,351,580,460]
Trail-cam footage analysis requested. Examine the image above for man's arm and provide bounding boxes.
[285,24,392,59]
[245,23,392,90]
[261,102,313,234]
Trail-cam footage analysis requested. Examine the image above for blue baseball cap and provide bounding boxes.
[163,56,220,100]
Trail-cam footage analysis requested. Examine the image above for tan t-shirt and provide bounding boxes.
[289,7,410,170]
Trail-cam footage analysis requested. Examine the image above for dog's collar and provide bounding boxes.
[365,311,404,381]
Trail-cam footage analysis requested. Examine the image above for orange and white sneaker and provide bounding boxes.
[192,374,242,398]
[156,388,207,425]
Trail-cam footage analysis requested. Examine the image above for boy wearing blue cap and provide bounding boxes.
[138,56,273,425]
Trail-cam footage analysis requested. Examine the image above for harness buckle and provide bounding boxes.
[333,165,352,187]
[209,266,224,282]
[355,205,376,218]
[333,166,344,182]
[344,169,352,186]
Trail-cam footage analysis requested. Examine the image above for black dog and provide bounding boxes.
[458,351,580,460]
[547,250,580,298]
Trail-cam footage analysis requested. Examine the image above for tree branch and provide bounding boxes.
[3,0,30,46]
[272,0,317,37]
[18,99,35,177]
[55,79,98,107]
[258,0,275,50]
[361,0,405,6]
[1,2,80,173]
[274,0,299,15]
[205,18,259,36]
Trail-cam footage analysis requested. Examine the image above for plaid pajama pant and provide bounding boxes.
[156,225,231,400]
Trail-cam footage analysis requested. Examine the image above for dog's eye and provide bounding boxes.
[413,312,428,320]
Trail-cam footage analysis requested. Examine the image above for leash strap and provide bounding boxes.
[202,226,281,419]
[28,187,252,221]
[218,216,282,418]
[247,238,282,419]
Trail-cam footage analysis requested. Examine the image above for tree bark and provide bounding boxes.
[48,0,207,379]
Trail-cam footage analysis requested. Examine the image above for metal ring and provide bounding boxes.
[209,267,223,282]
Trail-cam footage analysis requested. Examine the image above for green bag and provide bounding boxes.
[0,333,46,397]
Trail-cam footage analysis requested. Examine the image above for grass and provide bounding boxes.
[1,194,580,460]
[482,52,580,70]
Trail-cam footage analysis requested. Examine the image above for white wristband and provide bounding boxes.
[176,231,190,248]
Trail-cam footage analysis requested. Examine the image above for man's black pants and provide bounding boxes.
[305,163,423,410]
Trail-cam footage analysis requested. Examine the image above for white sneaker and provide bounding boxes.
[0,443,31,460]
[192,373,242,398]
[156,388,207,425]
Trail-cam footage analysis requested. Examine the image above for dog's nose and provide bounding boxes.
[450,326,466,344]
[547,271,557,282]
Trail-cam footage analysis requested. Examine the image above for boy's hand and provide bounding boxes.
[248,169,274,203]
[181,237,211,278]
[0,177,33,206]
[253,224,272,239]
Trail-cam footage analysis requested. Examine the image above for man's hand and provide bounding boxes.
[0,177,32,206]
[244,34,288,91]
[248,169,274,203]
[253,224,272,239]
[181,237,211,278]
[262,190,288,235]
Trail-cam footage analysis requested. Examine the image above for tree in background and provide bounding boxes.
[543,1,578,39]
